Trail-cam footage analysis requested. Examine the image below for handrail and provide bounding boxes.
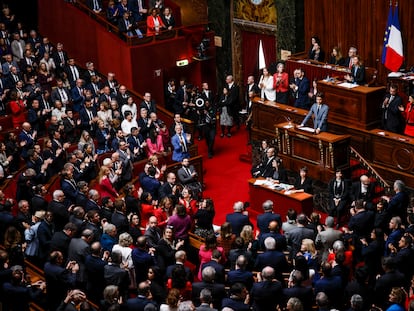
[71,0,210,47]
[350,146,391,189]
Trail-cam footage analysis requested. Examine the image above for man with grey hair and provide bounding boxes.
[257,200,281,240]
[86,189,100,212]
[315,291,330,310]
[48,189,71,231]
[166,250,193,282]
[254,237,289,282]
[196,288,217,311]
[192,266,226,309]
[349,294,364,311]
[68,229,94,284]
[225,201,252,236]
[177,300,196,311]
[383,179,409,222]
[315,216,343,261]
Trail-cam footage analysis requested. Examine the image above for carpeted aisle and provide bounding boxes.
[196,126,252,226]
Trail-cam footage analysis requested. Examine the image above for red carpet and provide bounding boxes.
[196,126,252,226]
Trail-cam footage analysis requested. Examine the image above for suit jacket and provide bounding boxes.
[350,65,366,85]
[250,280,283,311]
[227,83,240,116]
[111,211,129,234]
[48,200,70,232]
[351,181,375,204]
[348,210,375,239]
[52,50,69,70]
[177,165,197,185]
[84,254,107,301]
[79,107,98,133]
[221,298,250,311]
[71,86,85,110]
[387,191,409,220]
[61,178,79,204]
[51,86,71,104]
[227,269,254,290]
[254,250,289,281]
[86,0,103,10]
[257,212,282,235]
[118,149,133,182]
[125,296,157,311]
[67,237,90,282]
[382,94,404,133]
[64,65,82,86]
[294,77,310,109]
[225,212,252,236]
[161,14,176,29]
[283,285,313,311]
[302,103,329,131]
[140,100,157,114]
[201,260,225,284]
[171,133,190,162]
[196,303,217,311]
[104,264,130,297]
[140,175,161,199]
[192,281,226,309]
[146,15,165,36]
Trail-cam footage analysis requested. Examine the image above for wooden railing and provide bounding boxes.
[350,146,391,189]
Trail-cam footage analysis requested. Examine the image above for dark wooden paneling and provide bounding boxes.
[304,0,414,86]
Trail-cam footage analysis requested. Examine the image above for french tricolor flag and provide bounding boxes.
[382,3,404,72]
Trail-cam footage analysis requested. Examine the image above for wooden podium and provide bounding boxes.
[318,80,385,129]
[275,122,351,183]
[248,178,314,217]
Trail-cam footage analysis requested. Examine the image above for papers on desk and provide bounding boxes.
[254,180,294,192]
[297,126,315,133]
[253,179,272,186]
[337,82,359,89]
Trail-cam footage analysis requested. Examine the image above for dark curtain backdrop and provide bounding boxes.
[242,31,276,83]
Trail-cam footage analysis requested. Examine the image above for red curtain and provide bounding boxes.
[241,31,276,84]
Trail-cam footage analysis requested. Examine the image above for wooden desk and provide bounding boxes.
[248,178,314,217]
[275,122,350,182]
[318,80,385,129]
[368,129,414,188]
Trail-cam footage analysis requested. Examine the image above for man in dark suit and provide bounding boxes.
[85,242,108,302]
[140,166,161,200]
[283,270,313,311]
[177,157,201,197]
[51,79,72,106]
[117,141,133,187]
[125,281,157,311]
[344,46,357,69]
[104,250,130,299]
[192,266,226,309]
[314,262,343,310]
[227,255,254,290]
[384,179,409,221]
[60,165,79,205]
[374,257,405,308]
[131,236,156,284]
[165,250,193,282]
[48,190,71,232]
[250,266,284,311]
[79,98,99,134]
[196,288,218,311]
[226,75,241,129]
[201,249,225,284]
[245,75,260,106]
[144,216,162,248]
[251,147,276,178]
[289,68,310,109]
[381,84,404,134]
[221,282,250,311]
[111,199,129,234]
[52,42,69,75]
[254,237,289,282]
[158,172,178,202]
[259,220,286,252]
[67,229,94,285]
[128,0,148,22]
[50,223,77,261]
[44,251,78,311]
[225,201,252,236]
[71,79,86,112]
[37,211,55,262]
[351,174,375,210]
[140,92,157,113]
[118,11,143,38]
[257,199,282,237]
[64,58,82,87]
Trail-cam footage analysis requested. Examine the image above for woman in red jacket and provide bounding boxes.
[146,8,165,36]
[9,90,26,128]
